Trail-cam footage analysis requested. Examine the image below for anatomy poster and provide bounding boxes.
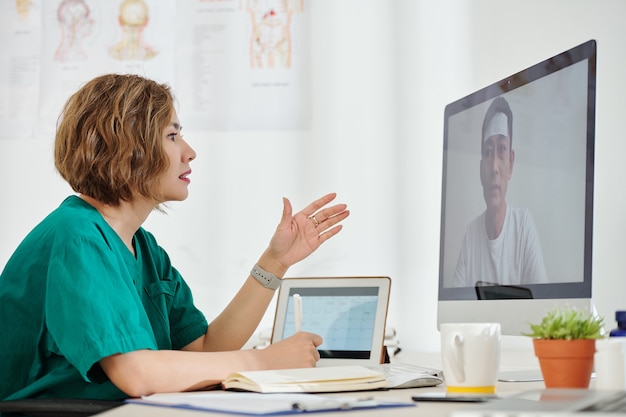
[38,0,176,134]
[174,0,310,130]
[0,0,42,139]
[0,0,310,139]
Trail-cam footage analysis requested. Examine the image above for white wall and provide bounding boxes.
[2,0,626,354]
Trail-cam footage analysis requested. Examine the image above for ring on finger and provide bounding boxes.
[309,215,320,227]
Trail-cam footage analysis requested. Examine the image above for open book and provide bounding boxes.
[221,365,388,393]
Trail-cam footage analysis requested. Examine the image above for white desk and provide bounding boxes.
[94,350,548,417]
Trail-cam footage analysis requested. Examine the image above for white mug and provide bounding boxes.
[440,322,501,394]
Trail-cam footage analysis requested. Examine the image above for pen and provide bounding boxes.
[292,397,378,411]
[293,293,302,333]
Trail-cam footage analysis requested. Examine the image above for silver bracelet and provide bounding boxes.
[250,264,281,290]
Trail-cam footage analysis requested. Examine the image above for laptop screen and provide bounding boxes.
[283,286,378,358]
[271,277,391,366]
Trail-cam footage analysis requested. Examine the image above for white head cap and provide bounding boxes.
[483,112,509,142]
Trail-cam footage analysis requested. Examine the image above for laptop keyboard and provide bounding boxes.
[583,391,626,412]
[366,362,444,389]
[371,362,442,378]
[450,390,626,417]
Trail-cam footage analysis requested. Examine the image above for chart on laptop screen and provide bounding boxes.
[283,287,377,355]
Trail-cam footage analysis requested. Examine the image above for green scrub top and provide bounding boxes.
[0,196,209,400]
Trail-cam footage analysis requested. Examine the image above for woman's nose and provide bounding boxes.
[184,139,196,161]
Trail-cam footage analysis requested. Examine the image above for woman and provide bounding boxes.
[0,74,349,400]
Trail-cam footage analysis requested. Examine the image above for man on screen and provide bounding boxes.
[454,96,548,287]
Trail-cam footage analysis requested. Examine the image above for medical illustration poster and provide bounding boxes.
[174,0,310,131]
[38,0,176,135]
[0,0,42,140]
[1,0,310,139]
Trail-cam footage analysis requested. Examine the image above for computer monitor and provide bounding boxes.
[437,40,597,336]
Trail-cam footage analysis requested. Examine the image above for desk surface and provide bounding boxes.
[94,350,548,417]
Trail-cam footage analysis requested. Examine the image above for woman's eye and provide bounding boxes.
[167,132,177,141]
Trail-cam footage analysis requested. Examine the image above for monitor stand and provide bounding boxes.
[497,336,544,382]
[498,369,543,382]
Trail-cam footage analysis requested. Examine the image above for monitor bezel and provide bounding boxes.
[437,40,596,315]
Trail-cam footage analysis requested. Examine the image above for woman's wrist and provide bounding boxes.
[250,252,289,290]
[256,252,288,279]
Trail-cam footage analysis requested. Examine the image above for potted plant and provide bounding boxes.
[524,306,605,388]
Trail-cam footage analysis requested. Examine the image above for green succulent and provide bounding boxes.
[523,307,605,340]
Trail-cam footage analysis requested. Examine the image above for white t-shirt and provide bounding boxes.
[454,205,548,287]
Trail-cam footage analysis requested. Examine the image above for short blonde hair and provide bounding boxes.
[55,73,174,205]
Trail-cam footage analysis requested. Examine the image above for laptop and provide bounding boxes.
[271,276,443,389]
[450,389,626,416]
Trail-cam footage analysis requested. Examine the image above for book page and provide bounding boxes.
[223,365,387,393]
[226,365,384,385]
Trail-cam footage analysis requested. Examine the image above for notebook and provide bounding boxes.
[221,365,388,393]
[270,276,443,389]
[450,388,626,416]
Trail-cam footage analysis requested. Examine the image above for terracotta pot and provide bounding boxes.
[533,338,596,388]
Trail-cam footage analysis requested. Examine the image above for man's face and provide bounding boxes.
[480,134,515,212]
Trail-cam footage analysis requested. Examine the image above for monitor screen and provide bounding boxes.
[437,40,597,335]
